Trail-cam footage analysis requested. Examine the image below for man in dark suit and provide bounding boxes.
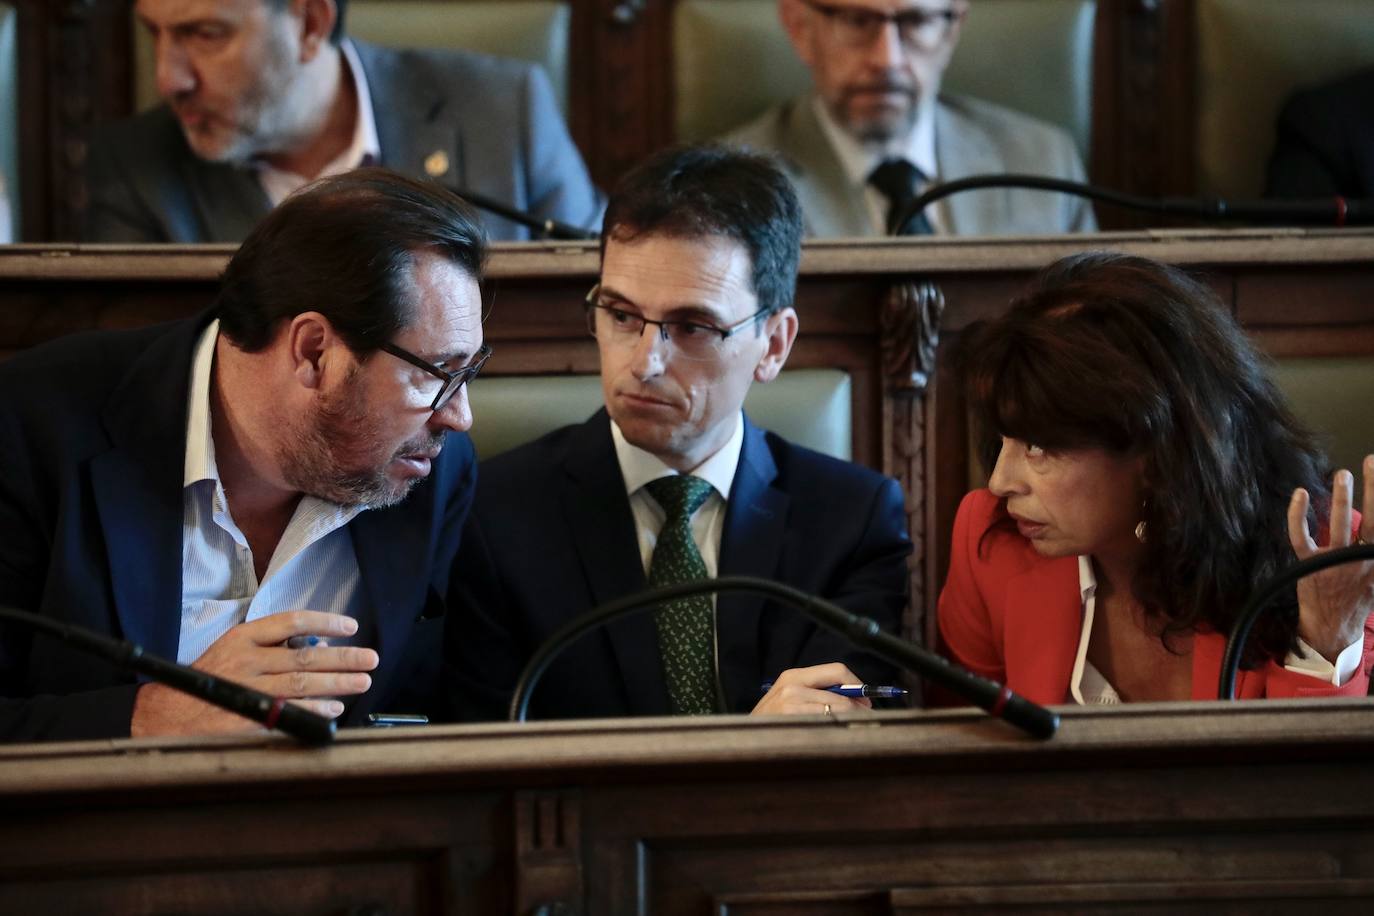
[1266,66,1374,199]
[446,145,911,722]
[0,169,490,742]
[85,0,601,242]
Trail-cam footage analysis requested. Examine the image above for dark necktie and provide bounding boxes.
[868,157,935,236]
[645,475,717,715]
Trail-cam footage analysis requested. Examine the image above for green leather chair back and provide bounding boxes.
[134,1,572,117]
[1194,0,1374,197]
[1270,357,1374,480]
[0,3,18,241]
[674,0,1097,157]
[468,369,853,461]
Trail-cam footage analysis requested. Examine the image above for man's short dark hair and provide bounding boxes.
[266,0,347,44]
[600,144,803,317]
[215,167,486,352]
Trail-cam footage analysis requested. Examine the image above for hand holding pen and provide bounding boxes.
[760,681,907,699]
[751,661,879,717]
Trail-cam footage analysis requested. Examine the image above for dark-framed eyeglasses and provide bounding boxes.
[801,0,963,52]
[584,285,770,362]
[378,341,492,411]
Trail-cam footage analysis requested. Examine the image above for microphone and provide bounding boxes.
[891,173,1374,234]
[509,575,1060,739]
[0,605,336,745]
[1218,543,1374,700]
[451,186,596,240]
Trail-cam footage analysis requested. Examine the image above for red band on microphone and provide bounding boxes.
[988,685,1012,718]
[1335,196,1349,228]
[264,697,285,731]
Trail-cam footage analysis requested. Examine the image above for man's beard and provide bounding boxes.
[177,27,307,165]
[829,74,932,145]
[281,377,443,509]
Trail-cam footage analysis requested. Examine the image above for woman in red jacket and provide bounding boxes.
[938,252,1373,705]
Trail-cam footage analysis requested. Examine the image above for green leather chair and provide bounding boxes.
[1194,0,1374,200]
[468,369,852,461]
[133,0,572,117]
[0,3,18,241]
[673,0,1097,158]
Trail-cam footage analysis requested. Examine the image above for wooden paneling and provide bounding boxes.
[2,702,1373,912]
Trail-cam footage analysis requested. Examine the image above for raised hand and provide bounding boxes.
[1288,455,1374,662]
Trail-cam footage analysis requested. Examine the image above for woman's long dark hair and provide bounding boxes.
[960,252,1330,668]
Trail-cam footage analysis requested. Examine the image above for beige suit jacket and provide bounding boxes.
[724,93,1096,237]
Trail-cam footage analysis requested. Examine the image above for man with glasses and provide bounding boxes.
[0,168,489,741]
[725,0,1095,236]
[446,145,911,722]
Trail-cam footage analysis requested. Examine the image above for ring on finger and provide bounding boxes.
[822,703,832,717]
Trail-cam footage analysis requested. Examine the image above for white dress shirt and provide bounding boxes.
[255,40,382,206]
[178,320,369,664]
[1069,555,1363,705]
[812,95,944,234]
[611,414,746,581]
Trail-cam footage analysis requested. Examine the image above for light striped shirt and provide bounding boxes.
[178,320,368,665]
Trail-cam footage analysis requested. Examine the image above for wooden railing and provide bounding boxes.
[2,700,1373,912]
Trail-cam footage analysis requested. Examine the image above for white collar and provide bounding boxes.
[811,92,938,189]
[340,39,382,165]
[184,319,221,488]
[253,39,381,187]
[1076,554,1096,603]
[611,412,746,503]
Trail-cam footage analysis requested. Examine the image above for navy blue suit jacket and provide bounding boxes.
[0,314,476,742]
[445,410,911,721]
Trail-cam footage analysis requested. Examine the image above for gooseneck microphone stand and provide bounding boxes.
[454,186,596,240]
[509,576,1060,739]
[0,605,336,745]
[1218,544,1374,700]
[890,173,1373,235]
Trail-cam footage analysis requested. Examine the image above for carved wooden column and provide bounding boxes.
[49,1,95,240]
[515,791,584,916]
[38,0,133,241]
[879,278,945,652]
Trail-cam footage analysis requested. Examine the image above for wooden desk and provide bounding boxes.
[4,230,1374,648]
[1,702,1372,914]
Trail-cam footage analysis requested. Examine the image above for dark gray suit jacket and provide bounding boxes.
[84,41,602,242]
[1266,66,1374,199]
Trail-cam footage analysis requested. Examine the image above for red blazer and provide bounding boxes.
[937,489,1374,705]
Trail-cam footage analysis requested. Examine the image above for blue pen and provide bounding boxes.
[759,681,908,699]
